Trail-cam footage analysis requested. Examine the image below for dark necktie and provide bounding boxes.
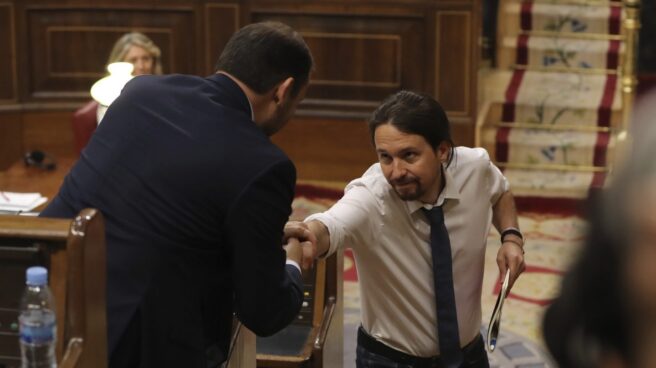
[423,206,463,368]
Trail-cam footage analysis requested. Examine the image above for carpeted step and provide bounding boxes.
[491,127,613,168]
[501,167,607,199]
[502,1,622,38]
[499,35,623,71]
[499,70,621,127]
[480,71,622,128]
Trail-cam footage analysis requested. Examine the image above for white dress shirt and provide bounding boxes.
[306,147,509,357]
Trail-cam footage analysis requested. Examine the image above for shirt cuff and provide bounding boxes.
[304,214,339,258]
[286,260,301,274]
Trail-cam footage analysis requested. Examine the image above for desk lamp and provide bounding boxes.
[90,62,134,124]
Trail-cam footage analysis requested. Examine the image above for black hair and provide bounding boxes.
[215,21,313,97]
[368,91,455,167]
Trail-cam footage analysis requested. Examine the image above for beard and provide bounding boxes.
[390,178,425,201]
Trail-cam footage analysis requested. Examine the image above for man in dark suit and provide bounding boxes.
[41,21,315,367]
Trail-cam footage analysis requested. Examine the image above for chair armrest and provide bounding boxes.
[59,337,83,368]
[313,296,336,351]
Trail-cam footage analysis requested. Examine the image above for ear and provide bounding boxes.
[437,141,451,163]
[273,77,295,105]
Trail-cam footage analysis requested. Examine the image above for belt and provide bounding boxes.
[357,326,483,368]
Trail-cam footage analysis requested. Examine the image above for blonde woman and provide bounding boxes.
[73,32,163,154]
[106,32,162,76]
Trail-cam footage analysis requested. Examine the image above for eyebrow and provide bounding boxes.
[377,146,416,153]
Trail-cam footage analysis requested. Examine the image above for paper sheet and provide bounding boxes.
[0,192,48,212]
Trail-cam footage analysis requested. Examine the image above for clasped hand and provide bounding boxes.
[283,221,317,270]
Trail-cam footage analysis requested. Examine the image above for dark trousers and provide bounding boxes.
[356,327,490,368]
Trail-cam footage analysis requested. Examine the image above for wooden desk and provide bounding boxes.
[0,156,76,211]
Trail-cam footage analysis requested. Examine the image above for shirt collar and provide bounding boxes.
[406,165,461,214]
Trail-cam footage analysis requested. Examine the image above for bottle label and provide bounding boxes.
[19,310,56,345]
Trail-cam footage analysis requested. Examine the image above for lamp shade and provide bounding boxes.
[90,62,134,107]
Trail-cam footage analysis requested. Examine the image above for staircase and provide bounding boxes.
[477,0,639,208]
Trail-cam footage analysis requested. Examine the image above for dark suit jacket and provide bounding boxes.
[41,74,304,367]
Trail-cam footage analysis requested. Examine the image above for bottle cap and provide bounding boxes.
[26,266,48,286]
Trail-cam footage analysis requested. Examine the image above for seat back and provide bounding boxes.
[71,101,99,156]
[0,209,107,368]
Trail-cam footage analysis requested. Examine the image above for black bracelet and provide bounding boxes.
[501,227,523,243]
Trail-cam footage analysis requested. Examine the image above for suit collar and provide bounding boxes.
[206,73,254,120]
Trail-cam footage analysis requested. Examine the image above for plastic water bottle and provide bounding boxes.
[19,266,57,368]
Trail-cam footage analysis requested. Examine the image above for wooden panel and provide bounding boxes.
[22,111,75,158]
[204,3,240,75]
[0,0,480,171]
[227,326,255,368]
[26,7,194,100]
[272,117,377,182]
[0,112,22,169]
[0,3,17,102]
[435,11,472,117]
[251,11,426,117]
[451,120,475,148]
[304,32,401,88]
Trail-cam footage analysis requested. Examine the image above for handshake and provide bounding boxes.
[283,221,319,271]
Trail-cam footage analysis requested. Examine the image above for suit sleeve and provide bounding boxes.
[224,159,303,336]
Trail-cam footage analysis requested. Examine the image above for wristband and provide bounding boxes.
[501,227,523,243]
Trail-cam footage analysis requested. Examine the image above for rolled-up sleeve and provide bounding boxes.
[485,153,510,205]
[305,182,378,257]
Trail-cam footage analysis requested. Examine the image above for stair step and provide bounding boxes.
[495,122,611,133]
[520,30,623,41]
[480,70,621,128]
[501,1,622,42]
[513,65,616,76]
[505,102,619,127]
[501,168,607,199]
[518,0,621,6]
[492,128,613,168]
[505,71,621,111]
[497,162,607,172]
[500,35,623,71]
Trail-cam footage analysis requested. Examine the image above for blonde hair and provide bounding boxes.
[106,32,162,75]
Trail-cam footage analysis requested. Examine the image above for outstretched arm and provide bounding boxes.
[284,182,378,264]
